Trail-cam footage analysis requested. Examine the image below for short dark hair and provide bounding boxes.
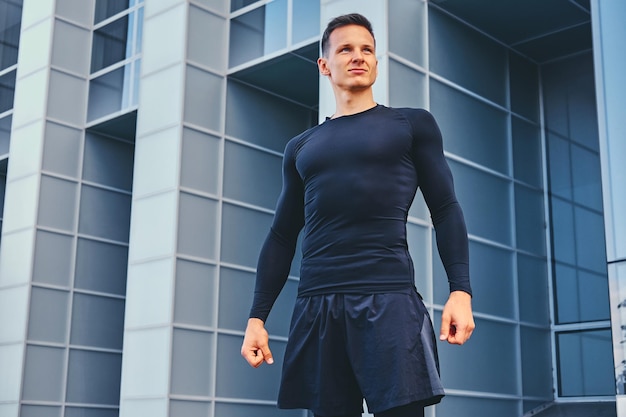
[321,13,375,57]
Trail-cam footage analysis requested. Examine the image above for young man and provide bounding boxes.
[241,13,475,417]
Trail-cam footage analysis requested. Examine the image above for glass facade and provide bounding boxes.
[543,52,613,398]
[0,0,22,263]
[88,0,143,122]
[0,0,621,416]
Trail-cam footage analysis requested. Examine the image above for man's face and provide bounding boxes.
[318,24,378,91]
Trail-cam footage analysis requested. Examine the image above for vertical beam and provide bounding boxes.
[591,0,626,415]
[0,2,54,416]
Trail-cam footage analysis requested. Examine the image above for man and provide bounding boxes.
[241,13,474,417]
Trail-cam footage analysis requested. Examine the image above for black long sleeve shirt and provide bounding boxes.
[250,105,471,322]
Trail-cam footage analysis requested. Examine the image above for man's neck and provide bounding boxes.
[331,89,376,119]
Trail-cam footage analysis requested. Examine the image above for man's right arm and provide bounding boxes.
[242,140,304,367]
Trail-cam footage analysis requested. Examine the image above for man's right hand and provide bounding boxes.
[241,318,274,368]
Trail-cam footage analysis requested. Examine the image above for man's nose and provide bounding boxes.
[351,49,364,61]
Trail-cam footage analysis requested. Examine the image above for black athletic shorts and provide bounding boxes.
[277,288,445,416]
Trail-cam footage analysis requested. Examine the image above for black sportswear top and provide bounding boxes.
[250,105,471,321]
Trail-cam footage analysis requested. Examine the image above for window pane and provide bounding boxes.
[512,117,542,188]
[88,66,125,121]
[436,315,518,394]
[447,160,512,245]
[0,115,11,155]
[70,293,125,350]
[515,184,546,256]
[389,0,426,67]
[188,5,226,71]
[215,333,286,400]
[225,79,313,152]
[177,192,218,260]
[231,0,258,12]
[575,206,608,274]
[218,266,297,337]
[220,203,272,268]
[555,263,610,324]
[429,7,507,106]
[170,401,210,417]
[215,402,303,417]
[509,52,539,121]
[389,59,426,110]
[91,15,130,72]
[517,254,549,326]
[229,0,287,67]
[292,0,319,44]
[78,184,132,242]
[33,230,74,287]
[0,0,22,70]
[430,79,509,174]
[571,143,603,211]
[95,0,130,23]
[223,141,282,209]
[66,349,122,405]
[43,121,82,178]
[550,198,575,265]
[20,405,61,417]
[38,175,78,232]
[174,260,216,327]
[558,330,614,396]
[75,238,128,295]
[435,396,519,417]
[183,66,223,131]
[180,128,221,195]
[83,131,134,191]
[520,326,553,397]
[27,287,70,343]
[0,69,16,113]
[171,329,214,396]
[65,408,118,417]
[23,345,65,402]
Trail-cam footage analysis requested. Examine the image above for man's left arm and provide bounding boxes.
[409,109,475,345]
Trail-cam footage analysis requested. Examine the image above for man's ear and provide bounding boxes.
[317,57,330,76]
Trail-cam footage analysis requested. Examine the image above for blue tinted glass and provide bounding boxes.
[0,70,16,113]
[231,0,258,12]
[292,0,319,43]
[558,330,614,396]
[91,15,130,72]
[0,0,22,70]
[94,0,130,23]
[229,0,287,67]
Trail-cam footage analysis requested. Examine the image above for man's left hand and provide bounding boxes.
[439,290,475,345]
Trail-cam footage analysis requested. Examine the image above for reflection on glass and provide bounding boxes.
[94,0,130,23]
[557,330,614,396]
[292,0,319,44]
[229,0,287,67]
[0,0,22,71]
[231,0,259,12]
[0,69,16,113]
[91,15,130,72]
[0,115,11,155]
[91,8,143,73]
[88,62,139,121]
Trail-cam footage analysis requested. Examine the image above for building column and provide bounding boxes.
[0,0,93,415]
[591,1,626,415]
[118,1,227,416]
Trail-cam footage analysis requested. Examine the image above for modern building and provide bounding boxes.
[0,0,624,417]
